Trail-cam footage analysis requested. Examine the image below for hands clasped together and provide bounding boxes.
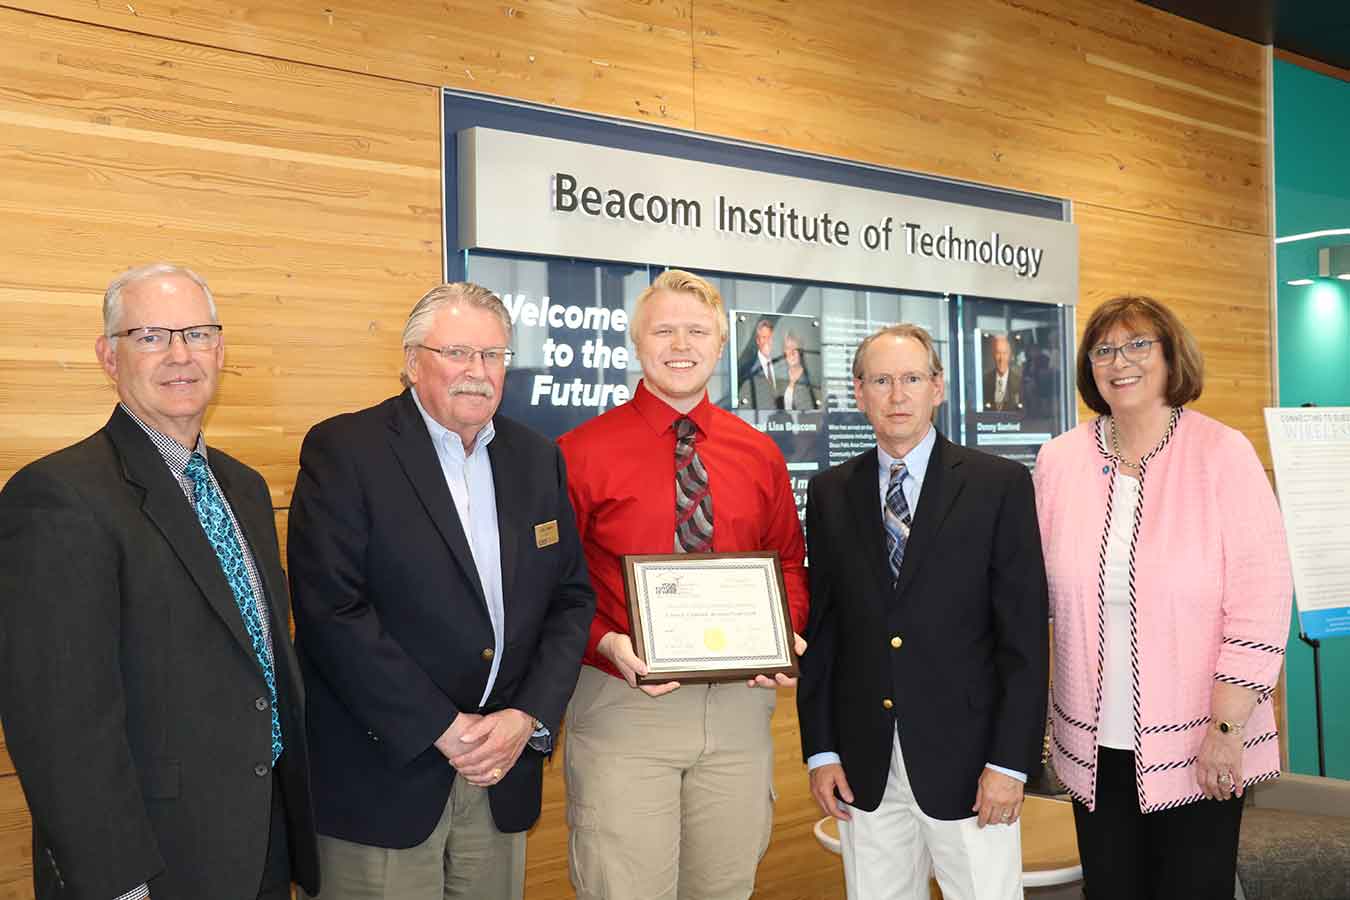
[434,708,536,787]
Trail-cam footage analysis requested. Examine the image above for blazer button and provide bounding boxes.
[254,764,268,777]
[481,648,495,661]
[890,636,903,649]
[882,698,894,710]
[255,697,269,711]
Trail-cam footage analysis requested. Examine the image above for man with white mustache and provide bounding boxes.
[288,283,594,900]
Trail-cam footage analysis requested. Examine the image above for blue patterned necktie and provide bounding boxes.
[185,453,282,765]
[884,462,912,584]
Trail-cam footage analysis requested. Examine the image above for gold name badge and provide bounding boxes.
[534,519,560,548]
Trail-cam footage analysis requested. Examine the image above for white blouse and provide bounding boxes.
[1098,473,1141,750]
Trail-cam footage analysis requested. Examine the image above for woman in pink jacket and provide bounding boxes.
[1034,296,1291,899]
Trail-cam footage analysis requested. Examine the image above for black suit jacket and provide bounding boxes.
[797,431,1048,819]
[0,407,318,900]
[982,367,1024,412]
[288,391,594,848]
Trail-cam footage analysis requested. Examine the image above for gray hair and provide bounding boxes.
[400,282,512,387]
[103,263,217,336]
[851,323,944,379]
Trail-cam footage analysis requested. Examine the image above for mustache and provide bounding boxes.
[448,380,495,399]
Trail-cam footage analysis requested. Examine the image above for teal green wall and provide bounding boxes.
[1274,58,1350,778]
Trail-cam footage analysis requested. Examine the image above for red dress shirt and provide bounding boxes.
[558,380,810,678]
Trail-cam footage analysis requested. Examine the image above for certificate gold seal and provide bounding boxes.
[703,627,728,652]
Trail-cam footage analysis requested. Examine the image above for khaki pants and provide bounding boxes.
[564,666,777,900]
[304,775,526,900]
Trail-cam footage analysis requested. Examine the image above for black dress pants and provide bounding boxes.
[1074,747,1243,900]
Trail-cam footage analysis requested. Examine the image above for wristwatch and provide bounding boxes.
[1215,720,1245,736]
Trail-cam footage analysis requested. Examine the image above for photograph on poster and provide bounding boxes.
[730,311,823,413]
[980,331,1024,415]
[962,296,1066,468]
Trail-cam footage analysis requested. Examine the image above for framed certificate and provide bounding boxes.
[622,551,798,684]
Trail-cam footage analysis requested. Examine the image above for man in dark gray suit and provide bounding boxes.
[0,263,318,900]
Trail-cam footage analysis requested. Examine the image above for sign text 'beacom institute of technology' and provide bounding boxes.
[457,128,1078,304]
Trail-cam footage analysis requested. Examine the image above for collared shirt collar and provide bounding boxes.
[119,402,206,477]
[631,379,713,437]
[410,387,496,459]
[876,423,937,486]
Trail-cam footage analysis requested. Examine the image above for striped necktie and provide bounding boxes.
[185,453,283,765]
[674,417,714,553]
[884,462,912,584]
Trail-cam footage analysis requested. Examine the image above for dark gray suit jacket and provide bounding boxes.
[0,407,318,900]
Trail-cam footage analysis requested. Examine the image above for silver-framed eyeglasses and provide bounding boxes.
[417,344,514,368]
[859,372,934,393]
[1088,337,1158,367]
[110,324,223,353]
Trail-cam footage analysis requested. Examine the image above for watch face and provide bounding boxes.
[1219,722,1232,733]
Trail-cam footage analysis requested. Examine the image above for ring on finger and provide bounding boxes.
[1218,773,1232,785]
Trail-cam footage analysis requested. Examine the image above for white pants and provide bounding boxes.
[838,731,1023,900]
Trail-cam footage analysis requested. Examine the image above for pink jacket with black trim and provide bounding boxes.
[1033,409,1292,813]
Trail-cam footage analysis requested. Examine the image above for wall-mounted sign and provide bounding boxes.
[457,127,1078,305]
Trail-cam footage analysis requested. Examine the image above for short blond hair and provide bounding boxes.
[630,269,727,342]
[852,323,944,379]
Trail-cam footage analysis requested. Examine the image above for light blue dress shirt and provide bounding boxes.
[411,389,505,708]
[806,425,1025,784]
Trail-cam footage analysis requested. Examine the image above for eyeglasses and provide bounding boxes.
[417,344,514,368]
[858,372,934,392]
[1088,337,1158,367]
[110,324,223,353]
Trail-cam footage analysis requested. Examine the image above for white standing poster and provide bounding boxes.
[1265,407,1350,639]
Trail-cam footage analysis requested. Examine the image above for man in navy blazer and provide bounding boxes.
[288,283,594,900]
[0,263,318,900]
[797,324,1047,900]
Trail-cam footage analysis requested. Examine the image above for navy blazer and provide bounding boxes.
[797,431,1049,819]
[288,390,594,847]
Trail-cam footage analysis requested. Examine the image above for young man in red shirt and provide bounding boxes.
[558,269,809,900]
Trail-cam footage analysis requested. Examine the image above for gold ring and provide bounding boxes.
[490,767,503,781]
[1218,773,1232,785]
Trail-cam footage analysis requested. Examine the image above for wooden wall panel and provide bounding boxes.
[6,0,697,127]
[0,779,31,900]
[690,0,1268,234]
[0,1,1275,898]
[0,6,442,498]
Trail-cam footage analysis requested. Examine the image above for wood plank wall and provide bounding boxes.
[0,1,1272,897]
